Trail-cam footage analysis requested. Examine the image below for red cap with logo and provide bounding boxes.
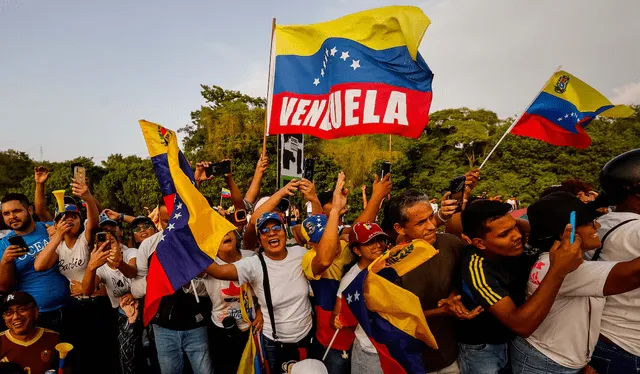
[349,222,387,246]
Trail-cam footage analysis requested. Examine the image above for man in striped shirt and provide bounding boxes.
[457,200,583,374]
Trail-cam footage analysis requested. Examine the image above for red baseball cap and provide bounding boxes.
[349,222,387,246]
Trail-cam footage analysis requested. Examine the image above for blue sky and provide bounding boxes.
[1,0,638,162]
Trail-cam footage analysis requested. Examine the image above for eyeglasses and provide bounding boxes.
[2,305,33,319]
[132,223,154,233]
[259,224,283,235]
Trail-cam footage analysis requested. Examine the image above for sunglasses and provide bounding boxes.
[2,305,34,319]
[259,224,283,235]
[132,223,154,233]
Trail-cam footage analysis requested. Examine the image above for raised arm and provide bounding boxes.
[244,154,269,204]
[205,261,239,281]
[354,174,391,225]
[489,225,582,337]
[224,172,245,212]
[604,257,640,295]
[361,185,368,209]
[299,179,323,215]
[0,246,20,292]
[34,166,53,222]
[34,221,70,271]
[82,242,110,296]
[102,209,135,225]
[71,181,99,243]
[310,172,347,276]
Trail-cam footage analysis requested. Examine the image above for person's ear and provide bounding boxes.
[28,206,34,216]
[352,246,362,257]
[393,222,405,236]
[472,237,486,250]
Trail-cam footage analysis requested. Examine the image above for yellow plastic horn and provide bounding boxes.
[52,190,66,214]
[55,342,74,359]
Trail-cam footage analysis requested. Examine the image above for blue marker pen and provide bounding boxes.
[569,211,576,244]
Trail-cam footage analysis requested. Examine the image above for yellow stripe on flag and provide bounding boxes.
[275,6,430,59]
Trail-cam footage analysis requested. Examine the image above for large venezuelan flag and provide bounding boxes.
[511,70,634,148]
[139,120,237,325]
[267,6,434,140]
[341,240,439,374]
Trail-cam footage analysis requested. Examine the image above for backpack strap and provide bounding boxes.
[258,253,278,342]
[592,219,638,261]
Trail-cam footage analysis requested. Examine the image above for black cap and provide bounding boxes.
[130,216,154,228]
[318,191,333,207]
[600,149,640,203]
[528,192,600,247]
[1,291,37,314]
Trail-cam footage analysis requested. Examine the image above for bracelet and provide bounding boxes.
[120,213,125,222]
[437,210,449,224]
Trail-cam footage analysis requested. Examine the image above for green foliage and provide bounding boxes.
[1,84,638,221]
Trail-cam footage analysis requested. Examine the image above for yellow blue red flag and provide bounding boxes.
[139,119,237,325]
[511,70,634,148]
[267,6,433,139]
[341,240,439,373]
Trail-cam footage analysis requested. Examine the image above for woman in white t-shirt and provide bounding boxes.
[511,192,640,373]
[82,231,142,374]
[203,230,263,374]
[333,222,388,374]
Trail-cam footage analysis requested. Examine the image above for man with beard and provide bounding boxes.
[0,194,70,333]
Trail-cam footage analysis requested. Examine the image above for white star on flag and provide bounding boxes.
[175,202,183,210]
[340,51,350,61]
[350,60,361,70]
[313,78,320,86]
[353,291,360,301]
[323,60,326,69]
[346,294,353,304]
[166,223,175,231]
[173,212,182,220]
[159,234,166,242]
[330,47,338,56]
[558,117,563,121]
[565,114,569,118]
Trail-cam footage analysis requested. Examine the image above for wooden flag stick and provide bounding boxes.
[262,17,277,157]
[389,134,392,161]
[479,65,562,169]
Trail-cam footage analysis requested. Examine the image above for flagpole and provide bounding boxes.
[478,65,562,169]
[388,134,392,161]
[263,17,277,157]
[322,329,340,361]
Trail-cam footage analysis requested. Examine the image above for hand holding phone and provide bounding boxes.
[303,159,315,181]
[380,162,391,178]
[448,176,467,212]
[205,160,232,177]
[8,236,28,252]
[96,232,108,246]
[71,163,86,184]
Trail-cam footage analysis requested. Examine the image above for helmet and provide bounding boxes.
[599,149,640,203]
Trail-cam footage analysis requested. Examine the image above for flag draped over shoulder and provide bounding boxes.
[139,119,237,325]
[510,70,634,148]
[267,6,434,140]
[237,284,268,374]
[341,240,439,374]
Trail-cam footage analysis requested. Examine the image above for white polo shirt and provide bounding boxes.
[526,252,617,369]
[595,212,640,356]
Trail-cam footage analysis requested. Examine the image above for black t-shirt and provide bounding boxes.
[458,245,533,344]
[151,288,210,331]
[397,233,463,372]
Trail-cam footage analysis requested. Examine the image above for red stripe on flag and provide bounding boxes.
[371,339,408,374]
[163,193,176,215]
[143,253,175,326]
[269,82,432,139]
[511,113,592,149]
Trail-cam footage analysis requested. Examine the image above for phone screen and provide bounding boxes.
[8,236,28,251]
[96,232,107,245]
[303,159,315,181]
[381,162,391,178]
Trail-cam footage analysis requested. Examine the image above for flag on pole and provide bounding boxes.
[510,70,634,148]
[139,120,237,325]
[221,188,232,199]
[341,240,439,374]
[267,6,433,140]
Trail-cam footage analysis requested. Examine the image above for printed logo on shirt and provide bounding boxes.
[530,261,546,286]
[41,349,52,363]
[58,257,86,272]
[17,238,50,261]
[221,281,241,302]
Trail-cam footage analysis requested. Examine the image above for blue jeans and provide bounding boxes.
[590,339,640,373]
[152,325,213,374]
[510,336,579,374]
[458,342,510,374]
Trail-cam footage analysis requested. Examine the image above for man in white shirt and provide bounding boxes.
[589,149,640,374]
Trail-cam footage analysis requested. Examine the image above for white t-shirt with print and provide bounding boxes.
[595,212,640,356]
[203,250,255,330]
[526,252,617,369]
[234,245,312,343]
[96,249,137,308]
[55,233,91,282]
[131,231,162,299]
[337,263,376,354]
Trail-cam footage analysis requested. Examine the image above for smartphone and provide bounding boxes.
[381,161,391,178]
[205,160,232,177]
[8,236,28,251]
[303,158,315,181]
[96,232,108,245]
[569,211,576,244]
[71,163,86,183]
[448,175,467,212]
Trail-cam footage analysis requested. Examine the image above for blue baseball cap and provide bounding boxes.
[256,212,284,233]
[54,204,81,222]
[302,214,327,244]
[98,212,118,227]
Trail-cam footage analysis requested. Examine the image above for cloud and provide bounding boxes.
[611,82,640,105]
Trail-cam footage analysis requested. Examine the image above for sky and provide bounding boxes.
[1,0,638,162]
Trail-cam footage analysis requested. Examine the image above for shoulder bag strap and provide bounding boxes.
[258,253,278,342]
[592,219,638,261]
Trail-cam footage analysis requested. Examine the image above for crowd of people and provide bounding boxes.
[0,148,639,374]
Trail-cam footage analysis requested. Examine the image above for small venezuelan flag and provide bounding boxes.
[267,6,434,140]
[221,188,232,199]
[511,70,634,148]
[341,240,439,374]
[139,120,237,325]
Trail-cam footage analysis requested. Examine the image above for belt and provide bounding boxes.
[599,334,622,350]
